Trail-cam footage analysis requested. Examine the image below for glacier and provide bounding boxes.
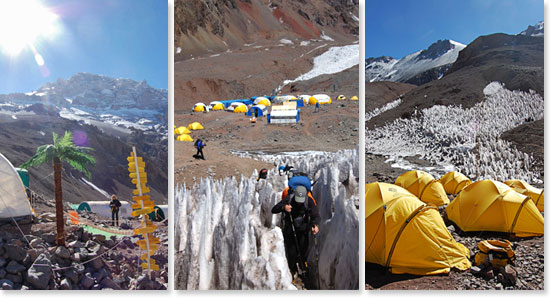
[175,149,359,290]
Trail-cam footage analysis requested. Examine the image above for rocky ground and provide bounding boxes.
[365,157,544,290]
[175,100,358,186]
[0,195,168,290]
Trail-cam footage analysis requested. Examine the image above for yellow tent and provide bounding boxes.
[337,95,346,100]
[174,126,191,135]
[257,98,271,106]
[176,134,193,142]
[395,170,449,206]
[350,96,359,101]
[193,103,206,112]
[446,180,544,237]
[233,105,248,113]
[504,180,544,212]
[187,122,204,130]
[366,182,471,275]
[211,103,224,110]
[440,171,472,195]
[311,94,331,105]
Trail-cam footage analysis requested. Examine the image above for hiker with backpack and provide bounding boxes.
[109,194,122,227]
[271,175,320,282]
[194,138,206,160]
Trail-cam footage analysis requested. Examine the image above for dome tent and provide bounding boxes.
[187,122,204,130]
[504,180,544,212]
[177,134,193,142]
[446,180,544,237]
[365,182,471,275]
[395,170,449,206]
[0,153,33,220]
[193,102,207,112]
[209,101,225,111]
[337,95,346,100]
[440,171,472,195]
[233,104,248,113]
[253,97,271,106]
[310,94,331,105]
[246,104,267,117]
[174,126,191,135]
[350,96,358,101]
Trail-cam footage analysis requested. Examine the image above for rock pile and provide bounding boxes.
[0,224,168,290]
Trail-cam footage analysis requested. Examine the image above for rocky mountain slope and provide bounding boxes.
[367,32,544,129]
[365,40,466,85]
[175,0,358,60]
[0,73,167,133]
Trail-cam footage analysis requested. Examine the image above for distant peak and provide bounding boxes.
[417,39,465,60]
[519,21,544,37]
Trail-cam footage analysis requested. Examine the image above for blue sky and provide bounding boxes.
[366,0,543,59]
[0,0,167,94]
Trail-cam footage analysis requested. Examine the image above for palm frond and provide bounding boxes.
[62,149,96,179]
[20,144,57,168]
[57,131,73,148]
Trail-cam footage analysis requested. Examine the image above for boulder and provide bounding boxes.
[68,240,83,249]
[0,268,6,279]
[25,253,52,290]
[63,267,79,284]
[0,279,14,290]
[41,233,56,244]
[6,273,22,283]
[5,244,27,262]
[6,260,25,274]
[29,238,44,248]
[100,277,121,290]
[60,278,72,290]
[55,246,71,259]
[79,273,94,290]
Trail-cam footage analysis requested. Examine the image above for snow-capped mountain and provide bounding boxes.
[365,56,397,83]
[0,73,167,133]
[519,21,544,37]
[366,39,466,84]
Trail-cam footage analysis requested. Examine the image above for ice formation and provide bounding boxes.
[175,150,359,290]
[365,98,402,122]
[366,82,544,183]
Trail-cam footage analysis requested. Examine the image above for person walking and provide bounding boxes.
[271,177,320,281]
[194,138,206,160]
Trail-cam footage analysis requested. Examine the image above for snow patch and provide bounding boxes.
[81,178,110,198]
[279,39,293,45]
[279,44,359,91]
[320,31,334,41]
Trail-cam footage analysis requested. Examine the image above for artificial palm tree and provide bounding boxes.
[21,131,95,246]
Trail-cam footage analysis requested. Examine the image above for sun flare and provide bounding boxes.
[0,0,59,56]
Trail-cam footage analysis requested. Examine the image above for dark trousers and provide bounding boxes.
[112,210,119,226]
[284,229,309,276]
[196,148,205,159]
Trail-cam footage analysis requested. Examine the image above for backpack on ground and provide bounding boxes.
[473,239,515,268]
